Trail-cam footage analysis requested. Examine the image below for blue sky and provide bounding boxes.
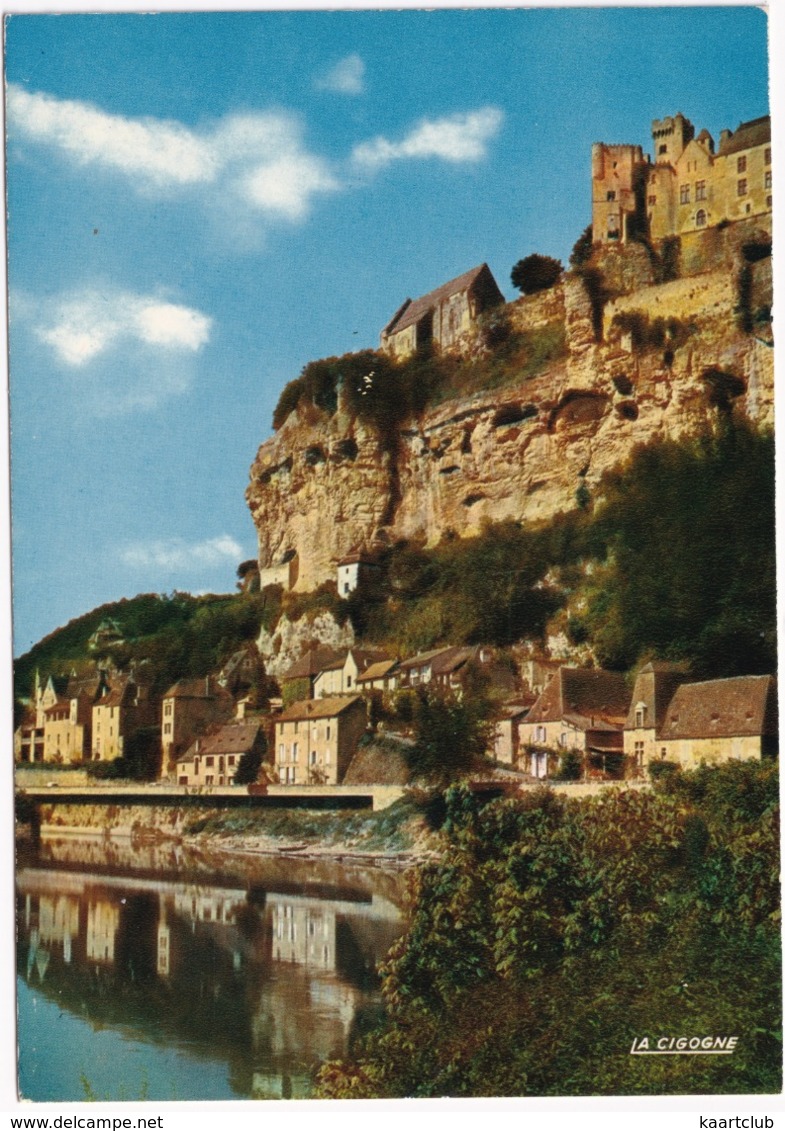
[5,6,771,654]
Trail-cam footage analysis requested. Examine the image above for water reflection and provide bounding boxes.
[17,841,405,1101]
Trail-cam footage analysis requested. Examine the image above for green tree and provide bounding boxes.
[406,688,493,787]
[511,254,563,295]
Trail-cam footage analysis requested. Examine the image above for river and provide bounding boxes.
[16,837,407,1101]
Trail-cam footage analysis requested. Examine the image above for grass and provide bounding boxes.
[183,795,423,853]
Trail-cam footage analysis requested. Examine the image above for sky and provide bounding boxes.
[4,5,772,655]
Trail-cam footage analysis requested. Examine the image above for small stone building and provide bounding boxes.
[380,263,505,359]
[656,674,777,768]
[623,661,691,776]
[176,720,266,787]
[274,695,367,785]
[161,676,234,769]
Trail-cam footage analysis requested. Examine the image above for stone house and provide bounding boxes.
[397,645,514,697]
[313,648,392,699]
[519,667,630,779]
[593,112,772,245]
[274,695,367,785]
[356,658,400,694]
[91,674,157,762]
[380,263,505,360]
[336,548,380,597]
[623,661,691,776]
[259,549,298,592]
[161,676,234,769]
[656,674,777,768]
[492,699,533,765]
[281,646,346,701]
[176,719,267,787]
[41,671,110,763]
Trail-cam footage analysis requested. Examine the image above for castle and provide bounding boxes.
[592,112,771,245]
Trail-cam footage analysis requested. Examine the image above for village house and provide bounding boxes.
[492,699,534,765]
[396,644,514,697]
[161,676,234,769]
[39,670,110,763]
[91,673,157,762]
[274,695,367,785]
[623,661,691,776]
[592,112,772,245]
[313,647,392,698]
[175,719,267,787]
[356,658,400,695]
[380,263,505,360]
[336,548,381,597]
[656,674,777,768]
[519,667,631,779]
[281,645,346,701]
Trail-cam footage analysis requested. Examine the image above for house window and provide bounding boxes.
[326,725,331,741]
[696,209,707,227]
[765,147,771,166]
[346,675,352,688]
[648,195,657,205]
[765,171,772,190]
[206,756,214,768]
[651,173,657,184]
[679,184,690,204]
[310,751,317,765]
[635,705,647,728]
[535,726,546,744]
[292,742,298,762]
[695,180,706,200]
[164,723,171,735]
[228,755,235,766]
[164,703,172,716]
[767,195,773,208]
[737,156,747,173]
[738,178,747,196]
[606,190,616,201]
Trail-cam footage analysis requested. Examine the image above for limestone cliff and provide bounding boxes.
[247,254,773,594]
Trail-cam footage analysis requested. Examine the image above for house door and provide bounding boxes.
[530,750,548,778]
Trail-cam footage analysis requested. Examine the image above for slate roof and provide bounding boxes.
[525,668,630,727]
[163,677,230,701]
[719,116,771,157]
[624,661,691,732]
[282,647,344,682]
[180,721,264,762]
[383,264,501,336]
[277,695,366,723]
[661,675,777,741]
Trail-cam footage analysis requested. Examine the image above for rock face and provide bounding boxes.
[247,264,773,594]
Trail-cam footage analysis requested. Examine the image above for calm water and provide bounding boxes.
[16,838,406,1101]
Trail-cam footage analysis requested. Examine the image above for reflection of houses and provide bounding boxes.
[161,676,234,769]
[519,667,630,779]
[86,900,120,964]
[313,648,392,698]
[657,674,777,768]
[175,720,266,787]
[270,898,336,970]
[38,895,80,964]
[623,661,690,775]
[380,263,505,359]
[274,696,367,784]
[92,674,157,761]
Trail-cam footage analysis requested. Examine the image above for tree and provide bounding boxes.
[569,224,594,269]
[511,254,563,295]
[234,732,267,785]
[405,688,493,788]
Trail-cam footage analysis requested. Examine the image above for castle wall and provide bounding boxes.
[603,270,735,339]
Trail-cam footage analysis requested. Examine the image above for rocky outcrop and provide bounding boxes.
[247,264,773,594]
[256,612,354,679]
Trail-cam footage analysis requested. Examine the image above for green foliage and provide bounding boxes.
[87,727,160,781]
[318,764,781,1098]
[511,254,563,295]
[611,310,693,354]
[584,421,776,676]
[405,688,494,787]
[554,748,583,781]
[569,225,594,269]
[233,732,267,785]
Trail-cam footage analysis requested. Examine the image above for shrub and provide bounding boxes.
[569,225,594,269]
[511,254,563,295]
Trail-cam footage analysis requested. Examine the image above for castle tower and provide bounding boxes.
[651,112,694,165]
[591,142,646,244]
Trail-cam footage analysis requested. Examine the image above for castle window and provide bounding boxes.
[651,173,657,184]
[679,185,690,204]
[695,180,706,201]
[738,178,747,196]
[767,195,773,208]
[696,210,707,227]
[765,147,771,166]
[765,171,772,190]
[737,156,747,173]
[606,190,616,201]
[648,195,657,205]
[658,144,667,156]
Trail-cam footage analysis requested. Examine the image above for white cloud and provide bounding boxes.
[352,107,504,171]
[7,84,339,224]
[119,535,243,572]
[12,286,213,412]
[315,54,366,95]
[35,290,212,368]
